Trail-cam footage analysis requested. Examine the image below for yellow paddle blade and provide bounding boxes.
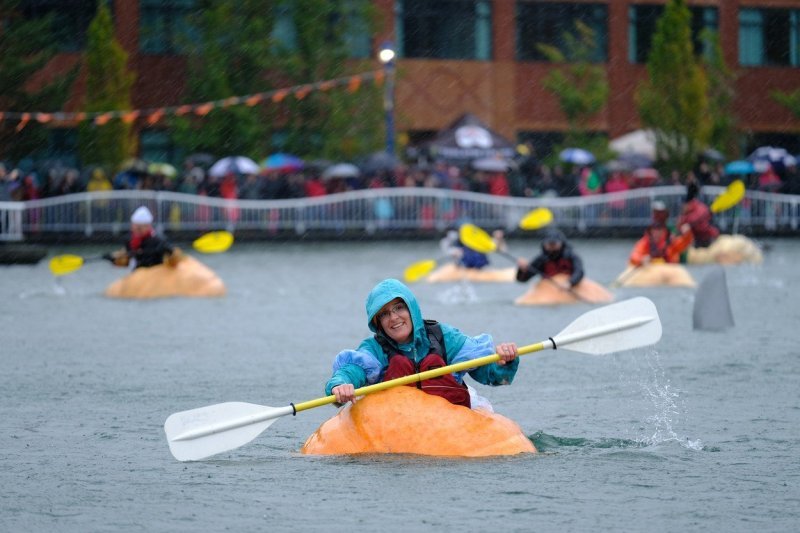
[710,180,746,214]
[519,207,554,230]
[49,254,85,276]
[459,223,496,254]
[192,231,234,254]
[404,259,437,283]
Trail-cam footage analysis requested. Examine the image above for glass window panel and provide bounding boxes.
[628,4,717,64]
[398,0,492,60]
[139,0,197,55]
[517,2,608,62]
[739,9,764,66]
[20,0,96,52]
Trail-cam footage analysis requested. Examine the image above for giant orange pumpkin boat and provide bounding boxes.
[105,255,226,299]
[300,386,536,457]
[424,263,516,283]
[515,273,614,306]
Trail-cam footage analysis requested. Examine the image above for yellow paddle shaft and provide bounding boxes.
[292,341,549,413]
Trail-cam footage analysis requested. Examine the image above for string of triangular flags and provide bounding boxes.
[0,70,385,132]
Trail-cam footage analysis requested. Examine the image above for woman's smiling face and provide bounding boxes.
[376,298,413,344]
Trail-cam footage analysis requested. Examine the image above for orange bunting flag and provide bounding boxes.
[16,113,30,131]
[121,111,140,124]
[146,110,165,125]
[245,94,263,106]
[294,85,312,100]
[347,76,362,93]
[0,71,380,134]
[272,89,289,103]
[194,103,214,116]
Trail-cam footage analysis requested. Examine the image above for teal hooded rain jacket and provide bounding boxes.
[324,279,519,397]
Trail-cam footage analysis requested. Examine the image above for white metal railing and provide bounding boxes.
[1,186,798,241]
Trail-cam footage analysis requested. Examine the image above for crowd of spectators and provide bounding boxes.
[2,151,799,204]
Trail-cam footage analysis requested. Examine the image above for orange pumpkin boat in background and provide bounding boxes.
[514,273,614,306]
[105,255,226,299]
[301,387,536,457]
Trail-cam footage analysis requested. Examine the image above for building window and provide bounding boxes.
[397,0,492,60]
[516,2,608,62]
[139,0,197,55]
[20,0,97,52]
[339,4,372,59]
[739,8,800,67]
[272,4,371,59]
[628,4,718,63]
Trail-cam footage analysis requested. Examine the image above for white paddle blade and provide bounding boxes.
[165,402,293,462]
[552,297,662,355]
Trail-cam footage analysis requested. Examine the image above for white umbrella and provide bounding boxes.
[322,163,361,180]
[559,148,596,165]
[209,156,260,177]
[609,129,657,160]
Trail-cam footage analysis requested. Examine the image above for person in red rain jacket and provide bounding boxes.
[629,201,693,266]
[678,181,719,248]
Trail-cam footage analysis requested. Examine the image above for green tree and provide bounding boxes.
[636,0,710,173]
[536,21,610,157]
[172,0,277,158]
[77,1,136,169]
[771,90,800,119]
[279,0,382,159]
[700,29,739,158]
[0,0,77,162]
[173,0,381,161]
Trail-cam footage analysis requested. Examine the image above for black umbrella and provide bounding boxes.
[359,151,400,174]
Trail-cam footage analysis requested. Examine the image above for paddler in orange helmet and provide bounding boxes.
[628,201,693,266]
[326,278,519,410]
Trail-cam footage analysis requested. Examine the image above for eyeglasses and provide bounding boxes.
[376,301,408,322]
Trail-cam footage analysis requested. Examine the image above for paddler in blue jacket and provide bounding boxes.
[326,278,519,409]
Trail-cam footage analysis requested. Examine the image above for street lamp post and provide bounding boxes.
[378,42,396,155]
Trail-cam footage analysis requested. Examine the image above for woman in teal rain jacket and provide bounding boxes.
[326,278,520,409]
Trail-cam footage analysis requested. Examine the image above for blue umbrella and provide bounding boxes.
[724,160,755,175]
[559,148,595,165]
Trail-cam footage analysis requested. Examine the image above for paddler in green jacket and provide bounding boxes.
[326,278,519,409]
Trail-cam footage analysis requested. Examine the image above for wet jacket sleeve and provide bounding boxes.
[516,254,546,282]
[324,349,383,395]
[451,333,519,386]
[629,236,650,266]
[566,249,585,286]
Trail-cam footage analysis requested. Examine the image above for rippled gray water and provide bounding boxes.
[2,238,799,532]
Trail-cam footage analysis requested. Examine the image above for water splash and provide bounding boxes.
[623,350,704,451]
[436,282,479,305]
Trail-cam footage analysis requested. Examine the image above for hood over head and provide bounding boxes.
[365,278,429,354]
[541,228,567,256]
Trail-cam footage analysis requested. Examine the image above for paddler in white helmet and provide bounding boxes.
[104,205,181,269]
[326,278,520,410]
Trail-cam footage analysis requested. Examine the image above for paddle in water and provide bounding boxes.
[48,230,235,276]
[164,296,662,461]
